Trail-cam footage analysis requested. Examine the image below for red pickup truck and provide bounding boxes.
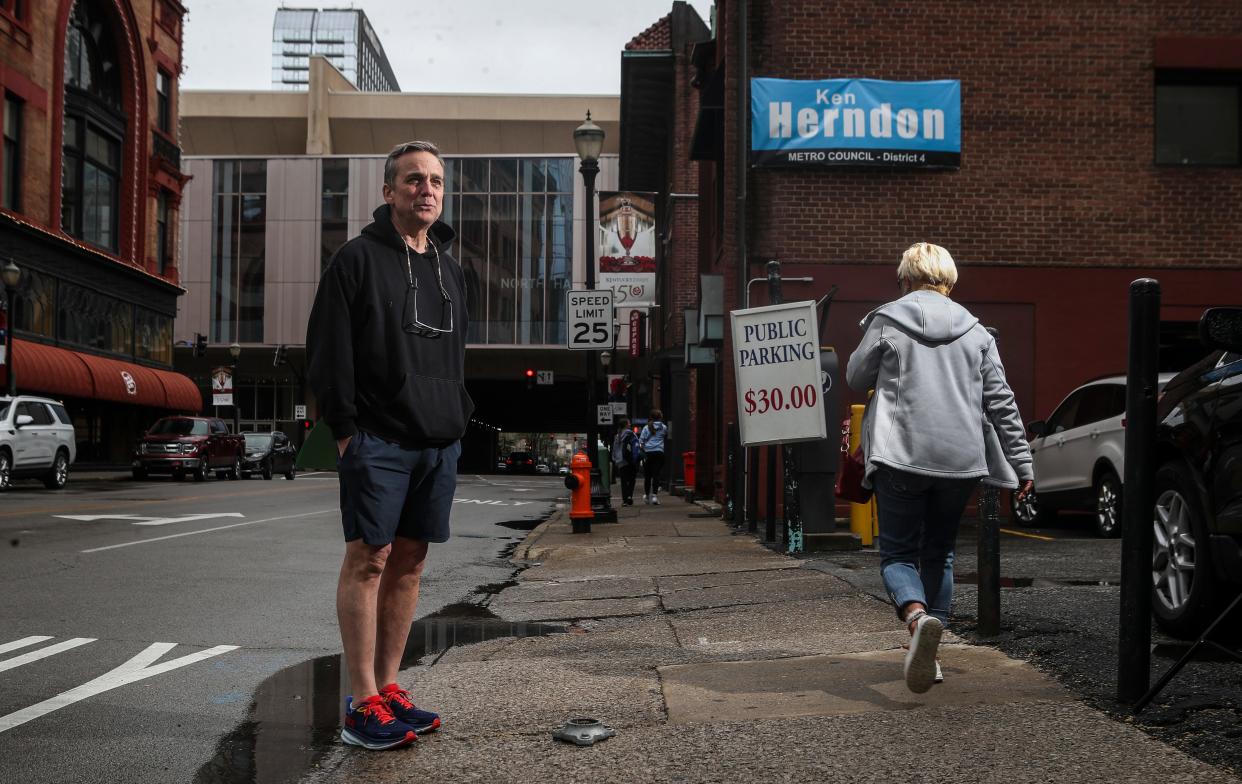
[132,416,246,481]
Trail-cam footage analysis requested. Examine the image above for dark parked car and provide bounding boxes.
[505,450,536,474]
[241,431,297,480]
[1151,307,1242,638]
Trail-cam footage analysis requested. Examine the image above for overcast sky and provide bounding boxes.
[182,1,714,94]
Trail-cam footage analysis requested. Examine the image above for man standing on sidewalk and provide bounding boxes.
[307,140,473,750]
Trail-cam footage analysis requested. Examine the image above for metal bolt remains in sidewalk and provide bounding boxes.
[552,717,617,746]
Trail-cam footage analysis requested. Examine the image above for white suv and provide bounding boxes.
[0,395,77,490]
[1012,374,1173,537]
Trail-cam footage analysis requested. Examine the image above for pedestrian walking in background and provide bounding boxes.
[639,409,668,504]
[307,140,472,750]
[845,242,1033,694]
[611,417,639,505]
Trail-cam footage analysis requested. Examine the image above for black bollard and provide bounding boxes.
[977,326,1002,637]
[747,446,759,534]
[1118,278,1160,706]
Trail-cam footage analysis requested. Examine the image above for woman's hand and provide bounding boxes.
[1016,480,1034,502]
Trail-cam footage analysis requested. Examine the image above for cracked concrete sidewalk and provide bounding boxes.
[310,499,1240,784]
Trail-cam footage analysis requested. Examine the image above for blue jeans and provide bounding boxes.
[872,468,979,625]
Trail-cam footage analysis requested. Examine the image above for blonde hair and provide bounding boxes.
[898,242,958,295]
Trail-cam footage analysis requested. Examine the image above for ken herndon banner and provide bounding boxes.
[751,78,961,168]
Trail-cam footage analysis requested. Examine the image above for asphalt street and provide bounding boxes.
[806,509,1242,778]
[0,469,561,784]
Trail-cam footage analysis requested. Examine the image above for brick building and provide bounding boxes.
[0,0,199,463]
[624,1,1242,514]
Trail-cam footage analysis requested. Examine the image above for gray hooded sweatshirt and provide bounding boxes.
[845,290,1033,488]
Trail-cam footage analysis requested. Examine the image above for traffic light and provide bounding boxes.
[194,333,207,357]
[300,418,314,431]
[273,344,287,367]
[524,368,535,389]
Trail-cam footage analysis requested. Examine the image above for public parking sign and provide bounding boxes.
[566,290,615,350]
[731,300,826,447]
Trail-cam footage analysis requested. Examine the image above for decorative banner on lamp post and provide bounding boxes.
[211,366,234,407]
[750,78,961,168]
[598,191,657,308]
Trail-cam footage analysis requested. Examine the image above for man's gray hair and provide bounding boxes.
[384,140,443,187]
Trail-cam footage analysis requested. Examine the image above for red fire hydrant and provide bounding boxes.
[565,451,594,533]
[682,451,696,501]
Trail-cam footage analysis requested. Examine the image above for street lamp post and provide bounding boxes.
[2,260,20,397]
[574,112,616,522]
[228,342,241,433]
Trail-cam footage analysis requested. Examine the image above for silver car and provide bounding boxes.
[0,395,77,490]
[1012,374,1173,537]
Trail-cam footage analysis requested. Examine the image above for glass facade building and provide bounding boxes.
[271,8,399,92]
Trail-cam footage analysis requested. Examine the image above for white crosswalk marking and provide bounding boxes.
[0,641,239,733]
[0,638,96,674]
[0,636,53,656]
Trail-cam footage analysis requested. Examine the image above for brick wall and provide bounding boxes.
[698,0,1242,504]
[0,0,186,280]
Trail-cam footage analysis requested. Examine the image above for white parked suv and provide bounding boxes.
[1012,373,1174,537]
[0,395,76,490]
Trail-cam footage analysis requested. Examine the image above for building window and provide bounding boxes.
[211,160,266,344]
[156,190,172,275]
[1156,70,1241,166]
[62,0,125,252]
[156,69,172,134]
[321,158,348,273]
[58,280,132,355]
[156,0,180,36]
[3,94,21,212]
[135,308,172,364]
[12,268,54,339]
[444,157,574,346]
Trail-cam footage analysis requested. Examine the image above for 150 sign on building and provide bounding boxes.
[731,301,826,447]
[597,191,657,308]
[751,78,961,168]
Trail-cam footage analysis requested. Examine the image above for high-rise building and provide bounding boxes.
[272,8,400,92]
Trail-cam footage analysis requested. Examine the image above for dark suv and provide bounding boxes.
[1152,307,1242,638]
[504,451,536,474]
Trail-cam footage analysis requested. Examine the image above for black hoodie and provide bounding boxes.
[306,204,473,447]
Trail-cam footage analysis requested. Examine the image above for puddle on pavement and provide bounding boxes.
[196,605,566,784]
[496,518,543,531]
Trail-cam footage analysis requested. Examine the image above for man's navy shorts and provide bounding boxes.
[337,430,460,545]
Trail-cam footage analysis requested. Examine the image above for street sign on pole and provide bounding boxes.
[294,404,307,419]
[731,300,826,447]
[536,370,554,385]
[566,290,615,350]
[596,404,614,425]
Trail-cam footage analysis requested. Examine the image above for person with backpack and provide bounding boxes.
[639,409,668,505]
[611,417,639,505]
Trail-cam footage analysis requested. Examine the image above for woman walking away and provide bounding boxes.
[845,242,1033,694]
[612,417,639,505]
[639,409,668,504]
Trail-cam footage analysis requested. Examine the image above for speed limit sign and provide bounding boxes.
[566,290,615,350]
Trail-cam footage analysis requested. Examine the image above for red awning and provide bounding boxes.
[0,338,201,412]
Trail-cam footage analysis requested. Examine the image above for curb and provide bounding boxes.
[511,506,566,563]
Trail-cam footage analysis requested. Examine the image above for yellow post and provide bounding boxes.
[848,403,875,545]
